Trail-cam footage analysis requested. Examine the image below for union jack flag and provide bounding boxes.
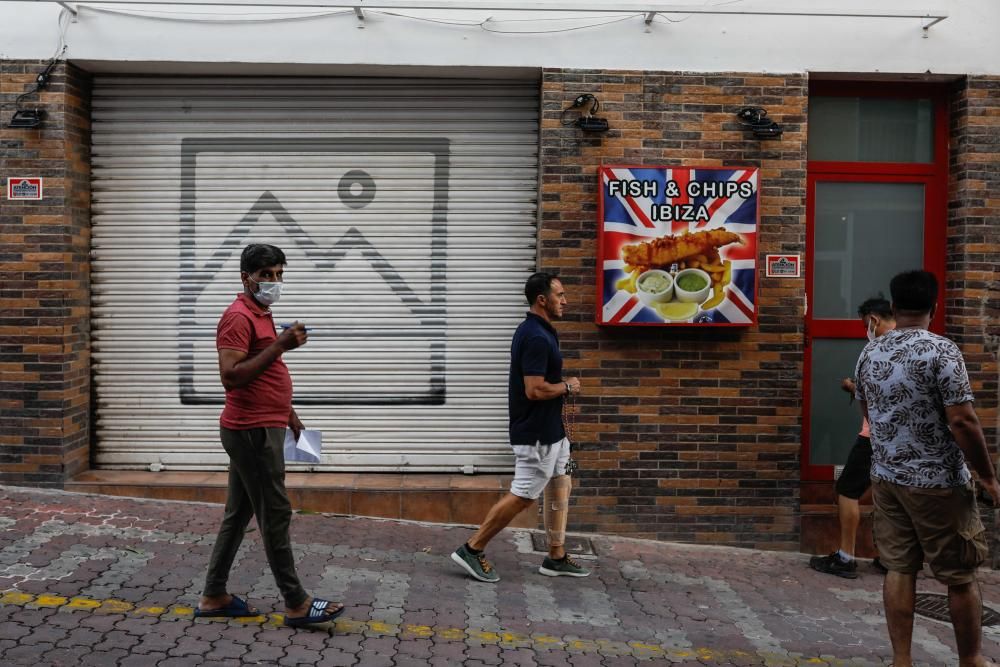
[597,166,758,326]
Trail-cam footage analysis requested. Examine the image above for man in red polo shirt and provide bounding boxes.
[197,243,343,628]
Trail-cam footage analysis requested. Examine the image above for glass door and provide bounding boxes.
[802,84,947,480]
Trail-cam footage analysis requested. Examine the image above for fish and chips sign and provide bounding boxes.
[597,165,758,327]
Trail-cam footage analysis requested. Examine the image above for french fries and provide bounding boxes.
[699,260,732,310]
[616,270,640,293]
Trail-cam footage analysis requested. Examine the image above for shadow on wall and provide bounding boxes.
[983,281,1000,445]
[981,281,1000,568]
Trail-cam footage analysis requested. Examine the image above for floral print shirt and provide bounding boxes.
[854,328,974,488]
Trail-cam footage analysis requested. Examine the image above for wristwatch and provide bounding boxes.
[564,381,571,395]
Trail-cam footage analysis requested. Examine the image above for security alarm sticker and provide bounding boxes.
[765,254,801,278]
[597,165,759,326]
[7,178,43,200]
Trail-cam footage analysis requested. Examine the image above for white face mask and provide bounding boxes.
[249,276,283,306]
[866,319,877,343]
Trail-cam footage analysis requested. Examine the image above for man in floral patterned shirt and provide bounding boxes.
[855,270,1000,667]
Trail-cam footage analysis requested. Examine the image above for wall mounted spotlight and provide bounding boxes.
[6,47,63,130]
[561,94,610,133]
[736,106,783,140]
[8,109,45,129]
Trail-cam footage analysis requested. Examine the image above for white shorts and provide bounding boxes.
[510,437,571,500]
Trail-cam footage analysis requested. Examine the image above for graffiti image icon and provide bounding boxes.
[178,138,449,406]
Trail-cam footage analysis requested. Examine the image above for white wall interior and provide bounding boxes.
[1,0,998,76]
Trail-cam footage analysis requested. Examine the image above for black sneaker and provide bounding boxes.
[809,552,858,579]
[451,544,500,583]
[538,555,591,578]
[872,557,888,575]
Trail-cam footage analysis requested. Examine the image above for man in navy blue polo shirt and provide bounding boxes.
[451,272,589,582]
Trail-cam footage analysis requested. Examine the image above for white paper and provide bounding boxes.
[283,429,322,463]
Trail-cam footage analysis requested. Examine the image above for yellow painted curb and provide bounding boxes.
[0,589,866,664]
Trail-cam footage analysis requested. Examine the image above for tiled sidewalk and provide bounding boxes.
[1,485,998,666]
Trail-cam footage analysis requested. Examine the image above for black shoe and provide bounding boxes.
[809,552,858,579]
[451,544,500,583]
[538,555,591,578]
[872,557,888,575]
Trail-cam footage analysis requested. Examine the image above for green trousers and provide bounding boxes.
[203,426,307,608]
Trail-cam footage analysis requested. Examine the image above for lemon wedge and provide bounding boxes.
[654,301,698,321]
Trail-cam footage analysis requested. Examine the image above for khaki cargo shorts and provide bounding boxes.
[872,478,989,585]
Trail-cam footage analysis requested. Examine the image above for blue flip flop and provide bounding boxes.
[194,595,260,618]
[284,598,345,628]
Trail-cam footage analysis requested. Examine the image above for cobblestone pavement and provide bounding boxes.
[1,486,999,666]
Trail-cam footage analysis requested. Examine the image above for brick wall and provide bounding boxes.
[0,61,92,486]
[948,76,1000,454]
[1,64,993,557]
[541,69,808,550]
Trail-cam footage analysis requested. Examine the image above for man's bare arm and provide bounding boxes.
[218,323,307,390]
[945,401,1000,504]
[524,375,580,401]
[288,407,304,440]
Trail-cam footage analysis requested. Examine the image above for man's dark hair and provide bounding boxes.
[857,296,893,320]
[525,272,559,306]
[240,243,286,274]
[889,270,938,315]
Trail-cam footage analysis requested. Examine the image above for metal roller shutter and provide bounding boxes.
[91,75,540,472]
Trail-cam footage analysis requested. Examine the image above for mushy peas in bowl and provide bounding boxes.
[673,268,712,304]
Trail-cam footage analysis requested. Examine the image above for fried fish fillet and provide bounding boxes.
[622,229,743,269]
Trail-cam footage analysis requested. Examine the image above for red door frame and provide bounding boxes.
[801,82,949,481]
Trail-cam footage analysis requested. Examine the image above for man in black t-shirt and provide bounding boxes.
[451,273,589,583]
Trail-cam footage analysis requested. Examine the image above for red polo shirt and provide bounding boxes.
[217,293,293,429]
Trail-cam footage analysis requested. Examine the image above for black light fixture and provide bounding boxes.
[561,94,610,133]
[736,106,784,140]
[7,49,63,130]
[8,109,45,129]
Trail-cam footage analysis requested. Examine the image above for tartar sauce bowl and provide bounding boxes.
[636,269,674,304]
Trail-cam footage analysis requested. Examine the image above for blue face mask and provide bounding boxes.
[249,276,283,306]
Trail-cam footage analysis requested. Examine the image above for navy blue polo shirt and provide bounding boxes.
[509,312,566,446]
